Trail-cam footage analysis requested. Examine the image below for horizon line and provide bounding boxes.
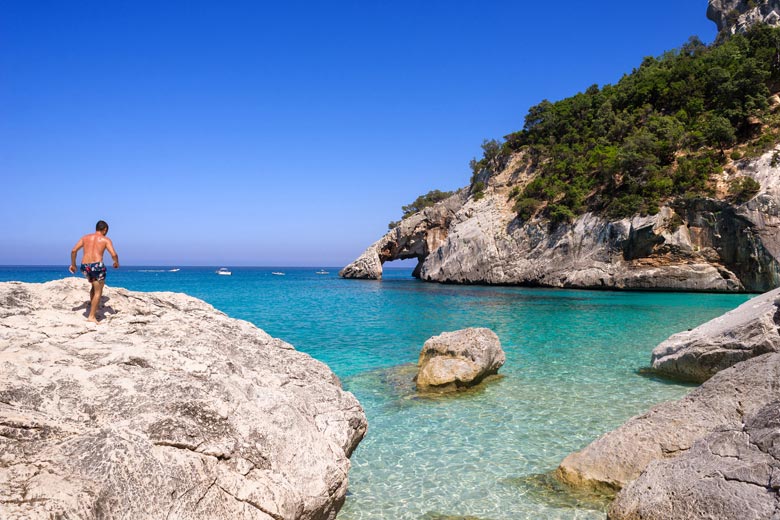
[0,264,415,269]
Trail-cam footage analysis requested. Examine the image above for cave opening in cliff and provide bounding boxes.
[382,257,423,279]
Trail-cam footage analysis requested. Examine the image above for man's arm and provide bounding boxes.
[105,238,120,268]
[69,238,83,274]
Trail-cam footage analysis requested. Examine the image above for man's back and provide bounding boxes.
[81,232,111,264]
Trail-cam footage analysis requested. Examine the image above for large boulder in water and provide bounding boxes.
[556,352,780,494]
[0,278,367,519]
[608,400,780,520]
[651,287,780,383]
[415,328,505,392]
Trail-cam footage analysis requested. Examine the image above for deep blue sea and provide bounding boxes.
[0,266,752,519]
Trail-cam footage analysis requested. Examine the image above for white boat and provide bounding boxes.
[169,268,180,272]
[315,269,329,275]
[216,268,232,276]
[272,271,285,276]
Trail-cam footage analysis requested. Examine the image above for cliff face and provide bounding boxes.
[341,150,780,292]
[339,192,466,280]
[0,279,367,519]
[708,0,780,35]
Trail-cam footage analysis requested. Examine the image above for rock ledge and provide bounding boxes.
[651,287,780,382]
[0,278,367,520]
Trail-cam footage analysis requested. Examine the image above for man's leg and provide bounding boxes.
[87,280,104,323]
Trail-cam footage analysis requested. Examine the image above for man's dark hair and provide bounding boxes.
[96,220,109,232]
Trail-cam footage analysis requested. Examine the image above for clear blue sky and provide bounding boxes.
[1,1,716,266]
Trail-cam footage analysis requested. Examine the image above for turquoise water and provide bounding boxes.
[0,266,752,519]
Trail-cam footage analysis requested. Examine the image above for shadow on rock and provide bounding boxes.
[414,374,505,400]
[74,296,118,320]
[634,366,699,387]
[99,305,118,319]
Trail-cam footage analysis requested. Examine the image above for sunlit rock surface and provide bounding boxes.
[708,0,780,36]
[556,353,780,494]
[652,287,780,382]
[0,278,367,520]
[609,400,780,520]
[415,328,505,392]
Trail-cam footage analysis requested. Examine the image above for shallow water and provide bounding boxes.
[0,266,751,519]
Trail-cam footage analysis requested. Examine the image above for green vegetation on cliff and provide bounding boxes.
[469,25,780,222]
[388,189,454,229]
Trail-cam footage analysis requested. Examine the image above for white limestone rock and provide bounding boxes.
[708,0,780,35]
[608,400,780,520]
[652,287,780,382]
[415,328,505,392]
[339,191,467,280]
[0,278,367,520]
[556,352,780,495]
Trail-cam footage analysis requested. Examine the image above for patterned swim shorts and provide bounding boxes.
[80,262,106,282]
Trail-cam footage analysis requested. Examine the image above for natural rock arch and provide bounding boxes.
[339,191,466,279]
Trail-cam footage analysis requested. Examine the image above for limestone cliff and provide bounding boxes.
[339,191,466,280]
[708,0,780,36]
[0,278,367,520]
[341,149,780,292]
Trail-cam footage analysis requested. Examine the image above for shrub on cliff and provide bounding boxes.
[514,197,542,221]
[469,139,505,181]
[471,181,486,201]
[388,189,455,229]
[729,176,761,203]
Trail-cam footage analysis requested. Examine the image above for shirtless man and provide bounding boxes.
[69,220,120,323]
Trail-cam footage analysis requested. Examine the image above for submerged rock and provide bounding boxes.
[0,278,367,520]
[608,401,780,520]
[415,328,505,392]
[556,352,780,494]
[652,287,780,382]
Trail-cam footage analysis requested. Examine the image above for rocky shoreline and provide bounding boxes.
[556,287,780,519]
[0,278,367,520]
[3,278,777,518]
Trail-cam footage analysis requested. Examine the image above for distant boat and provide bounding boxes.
[272,271,285,276]
[169,268,180,272]
[216,267,232,276]
[315,269,329,275]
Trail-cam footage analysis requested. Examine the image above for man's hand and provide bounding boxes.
[70,238,83,274]
[113,261,119,269]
